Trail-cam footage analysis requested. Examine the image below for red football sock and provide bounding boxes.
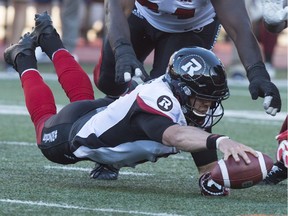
[52,49,95,102]
[21,69,56,143]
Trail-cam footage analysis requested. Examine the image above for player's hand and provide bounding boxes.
[276,130,288,168]
[247,62,281,116]
[217,138,258,164]
[114,43,148,84]
[262,0,288,25]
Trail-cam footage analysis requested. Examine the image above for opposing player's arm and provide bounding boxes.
[105,0,134,47]
[211,0,281,116]
[162,124,258,164]
[211,0,262,68]
[105,0,146,83]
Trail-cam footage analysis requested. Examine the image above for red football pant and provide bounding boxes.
[21,49,94,143]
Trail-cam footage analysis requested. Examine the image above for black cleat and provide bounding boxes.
[30,11,63,59]
[262,161,287,185]
[4,33,37,70]
[90,163,119,180]
[30,11,56,45]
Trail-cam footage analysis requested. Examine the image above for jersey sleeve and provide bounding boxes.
[131,112,177,143]
[136,83,187,126]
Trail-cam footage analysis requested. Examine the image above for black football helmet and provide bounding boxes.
[164,46,229,128]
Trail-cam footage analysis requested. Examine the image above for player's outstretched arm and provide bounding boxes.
[162,125,258,164]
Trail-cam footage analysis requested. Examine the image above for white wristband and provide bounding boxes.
[216,136,230,149]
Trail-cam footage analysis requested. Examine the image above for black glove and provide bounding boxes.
[246,61,281,116]
[114,40,148,84]
[90,163,119,180]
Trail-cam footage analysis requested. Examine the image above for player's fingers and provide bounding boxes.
[246,148,259,158]
[265,107,273,115]
[239,151,252,164]
[223,152,230,161]
[265,107,278,116]
[263,95,272,109]
[134,68,142,77]
[270,108,278,116]
[231,151,241,163]
[124,72,132,82]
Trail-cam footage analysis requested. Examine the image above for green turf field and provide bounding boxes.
[0,68,287,216]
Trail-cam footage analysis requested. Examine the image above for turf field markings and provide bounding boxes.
[0,104,286,121]
[223,118,283,125]
[0,141,35,146]
[44,165,154,176]
[224,110,286,121]
[0,199,182,216]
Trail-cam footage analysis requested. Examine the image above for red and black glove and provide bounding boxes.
[199,172,230,196]
[276,130,288,168]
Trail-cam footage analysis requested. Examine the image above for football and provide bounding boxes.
[211,151,274,189]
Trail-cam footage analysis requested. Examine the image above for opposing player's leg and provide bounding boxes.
[150,18,220,78]
[262,161,287,184]
[262,116,288,185]
[4,32,56,144]
[31,11,94,102]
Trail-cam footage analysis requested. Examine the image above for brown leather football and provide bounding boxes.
[211,151,274,189]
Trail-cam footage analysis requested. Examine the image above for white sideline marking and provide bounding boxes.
[0,105,64,115]
[0,199,181,216]
[0,104,285,121]
[44,165,154,176]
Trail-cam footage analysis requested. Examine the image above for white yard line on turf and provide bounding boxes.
[44,165,154,176]
[0,199,182,216]
[1,72,287,87]
[0,141,35,146]
[0,104,285,121]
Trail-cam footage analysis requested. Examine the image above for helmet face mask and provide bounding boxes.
[165,46,230,128]
[183,96,225,128]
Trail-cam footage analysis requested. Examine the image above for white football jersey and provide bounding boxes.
[72,76,186,168]
[135,0,215,32]
[76,76,187,141]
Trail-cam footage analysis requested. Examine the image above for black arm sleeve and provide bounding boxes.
[131,112,177,143]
